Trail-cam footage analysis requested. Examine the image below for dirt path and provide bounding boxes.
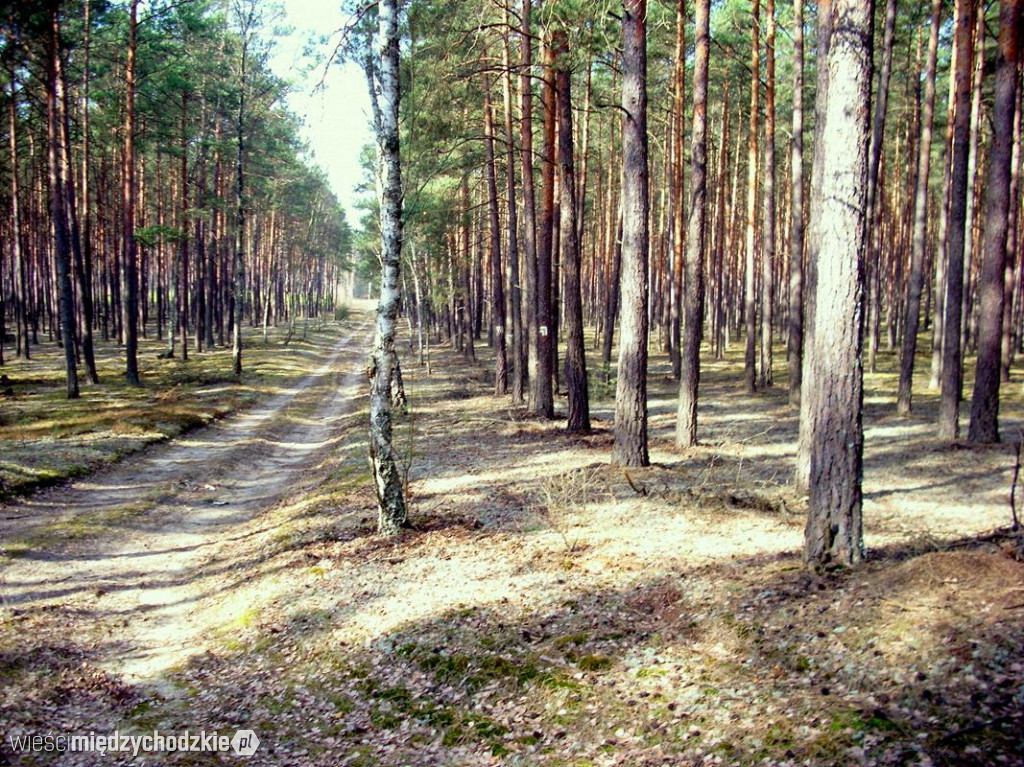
[0,315,373,693]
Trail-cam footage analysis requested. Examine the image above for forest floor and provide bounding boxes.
[1,304,1023,767]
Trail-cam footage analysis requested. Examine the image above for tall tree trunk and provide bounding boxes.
[460,175,476,360]
[47,6,79,398]
[866,0,898,376]
[795,0,833,490]
[743,0,761,393]
[929,4,961,391]
[502,16,525,403]
[233,4,255,379]
[7,60,29,361]
[367,0,407,535]
[612,0,649,462]
[482,73,508,396]
[602,210,623,368]
[960,9,985,358]
[675,0,709,448]
[123,0,141,386]
[896,0,942,416]
[804,0,873,571]
[967,0,1022,442]
[520,0,545,415]
[180,92,190,362]
[670,0,685,381]
[713,83,731,361]
[1002,76,1022,382]
[534,33,556,417]
[555,29,590,435]
[759,0,776,388]
[787,0,805,406]
[73,0,98,383]
[938,0,978,440]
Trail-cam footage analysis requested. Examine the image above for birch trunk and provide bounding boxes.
[368,0,407,535]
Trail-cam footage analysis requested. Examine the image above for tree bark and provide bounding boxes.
[804,0,873,571]
[929,3,961,391]
[534,33,556,418]
[47,6,79,398]
[866,0,897,376]
[602,210,623,369]
[180,92,190,362]
[460,174,475,360]
[675,0,709,448]
[612,0,649,462]
[896,0,942,416]
[967,0,1022,443]
[1000,78,1021,382]
[1002,75,1022,382]
[787,0,805,407]
[368,0,407,535]
[233,3,257,379]
[123,0,141,386]
[744,0,761,394]
[502,16,525,404]
[555,29,590,435]
[520,0,545,415]
[960,9,985,358]
[7,59,29,361]
[795,0,833,490]
[482,73,508,396]
[938,0,978,440]
[759,0,776,389]
[70,0,98,383]
[670,0,685,381]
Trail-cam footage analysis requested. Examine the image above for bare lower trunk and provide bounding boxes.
[482,76,507,396]
[612,0,648,463]
[520,0,543,414]
[865,0,897,378]
[743,0,761,394]
[602,211,623,369]
[670,0,685,381]
[675,0,709,448]
[795,0,833,491]
[803,0,872,571]
[123,0,140,386]
[555,30,590,435]
[896,0,942,416]
[938,0,978,440]
[787,0,806,407]
[367,0,407,535]
[47,7,79,399]
[534,34,556,418]
[967,0,1021,443]
[502,19,524,404]
[1000,82,1021,382]
[759,0,776,389]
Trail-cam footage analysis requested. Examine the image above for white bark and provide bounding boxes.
[368,0,407,535]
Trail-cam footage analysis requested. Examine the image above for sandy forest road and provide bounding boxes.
[0,314,373,692]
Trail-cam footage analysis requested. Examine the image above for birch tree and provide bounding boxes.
[366,0,407,535]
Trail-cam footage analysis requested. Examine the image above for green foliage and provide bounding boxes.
[135,225,184,247]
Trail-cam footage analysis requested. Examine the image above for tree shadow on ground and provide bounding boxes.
[104,527,1024,767]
